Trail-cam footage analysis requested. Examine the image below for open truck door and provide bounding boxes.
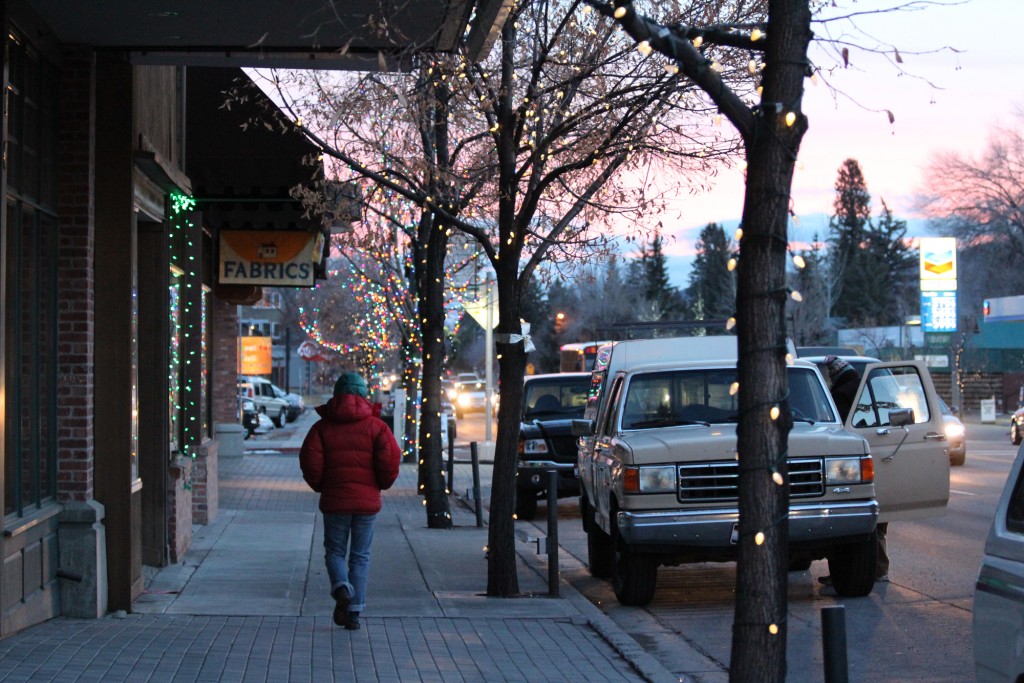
[847,360,950,522]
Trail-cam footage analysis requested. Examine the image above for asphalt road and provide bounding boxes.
[455,411,1020,682]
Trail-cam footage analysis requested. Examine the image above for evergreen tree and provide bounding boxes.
[828,158,872,324]
[633,234,686,321]
[787,235,831,345]
[826,160,919,327]
[868,200,918,325]
[685,223,735,321]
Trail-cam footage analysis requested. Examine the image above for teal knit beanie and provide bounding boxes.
[334,371,368,398]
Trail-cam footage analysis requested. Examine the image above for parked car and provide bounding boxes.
[237,376,289,428]
[515,372,590,520]
[575,337,949,606]
[938,398,966,466]
[1011,406,1024,445]
[271,384,305,422]
[239,396,259,439]
[452,375,493,419]
[973,441,1024,681]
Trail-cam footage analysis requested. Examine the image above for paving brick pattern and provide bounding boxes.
[0,441,650,682]
[0,613,639,682]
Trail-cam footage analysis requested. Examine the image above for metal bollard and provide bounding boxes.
[821,605,849,683]
[446,426,455,495]
[546,469,559,596]
[470,442,483,527]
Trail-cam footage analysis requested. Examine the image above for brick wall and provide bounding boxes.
[167,457,193,563]
[56,49,96,504]
[212,297,239,425]
[192,439,218,525]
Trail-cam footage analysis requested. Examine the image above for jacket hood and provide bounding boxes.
[316,393,382,423]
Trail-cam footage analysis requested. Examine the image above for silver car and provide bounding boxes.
[974,442,1024,681]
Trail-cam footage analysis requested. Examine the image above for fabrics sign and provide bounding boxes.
[219,230,321,287]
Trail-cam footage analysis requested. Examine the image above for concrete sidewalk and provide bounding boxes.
[0,409,680,682]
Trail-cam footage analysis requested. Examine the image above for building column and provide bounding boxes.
[93,53,142,612]
[55,48,109,618]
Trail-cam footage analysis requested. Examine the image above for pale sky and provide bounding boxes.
[656,0,1021,285]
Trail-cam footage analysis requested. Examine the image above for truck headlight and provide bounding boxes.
[825,457,866,484]
[944,422,965,439]
[520,439,548,455]
[625,466,676,493]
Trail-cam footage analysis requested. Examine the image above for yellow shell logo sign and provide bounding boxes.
[918,237,957,287]
[922,252,954,275]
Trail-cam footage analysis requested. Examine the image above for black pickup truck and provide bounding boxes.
[515,372,591,520]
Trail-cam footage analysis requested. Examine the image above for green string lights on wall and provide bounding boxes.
[170,192,199,487]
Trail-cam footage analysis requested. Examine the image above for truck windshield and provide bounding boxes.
[523,377,590,420]
[620,367,835,430]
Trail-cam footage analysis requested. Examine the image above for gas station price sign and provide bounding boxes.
[921,291,958,333]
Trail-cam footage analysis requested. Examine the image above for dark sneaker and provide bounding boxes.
[332,588,350,627]
[345,611,360,631]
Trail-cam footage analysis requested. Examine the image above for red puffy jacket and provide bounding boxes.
[299,394,401,515]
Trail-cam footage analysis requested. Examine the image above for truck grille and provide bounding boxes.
[677,458,824,502]
[549,435,579,462]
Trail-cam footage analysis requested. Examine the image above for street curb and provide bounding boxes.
[452,493,681,683]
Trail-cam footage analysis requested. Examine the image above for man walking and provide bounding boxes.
[299,371,401,629]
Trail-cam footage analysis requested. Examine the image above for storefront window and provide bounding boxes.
[4,31,59,517]
[4,206,59,516]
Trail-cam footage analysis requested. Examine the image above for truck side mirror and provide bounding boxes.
[889,407,915,427]
[571,419,595,437]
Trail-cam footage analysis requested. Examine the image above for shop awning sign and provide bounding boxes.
[219,230,320,287]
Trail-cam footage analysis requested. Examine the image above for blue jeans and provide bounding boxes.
[323,513,376,612]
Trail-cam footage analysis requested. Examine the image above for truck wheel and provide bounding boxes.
[579,493,595,533]
[826,532,877,597]
[611,526,658,606]
[586,525,614,579]
[272,409,285,428]
[1012,421,1022,446]
[515,491,538,521]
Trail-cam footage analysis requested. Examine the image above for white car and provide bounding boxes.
[974,442,1024,681]
[1011,406,1024,446]
[238,376,289,428]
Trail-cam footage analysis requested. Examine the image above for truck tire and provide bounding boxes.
[515,490,538,521]
[611,525,658,606]
[826,532,877,597]
[587,524,614,579]
[272,409,285,428]
[1013,421,1022,446]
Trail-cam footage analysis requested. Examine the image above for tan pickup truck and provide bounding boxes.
[573,337,949,606]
